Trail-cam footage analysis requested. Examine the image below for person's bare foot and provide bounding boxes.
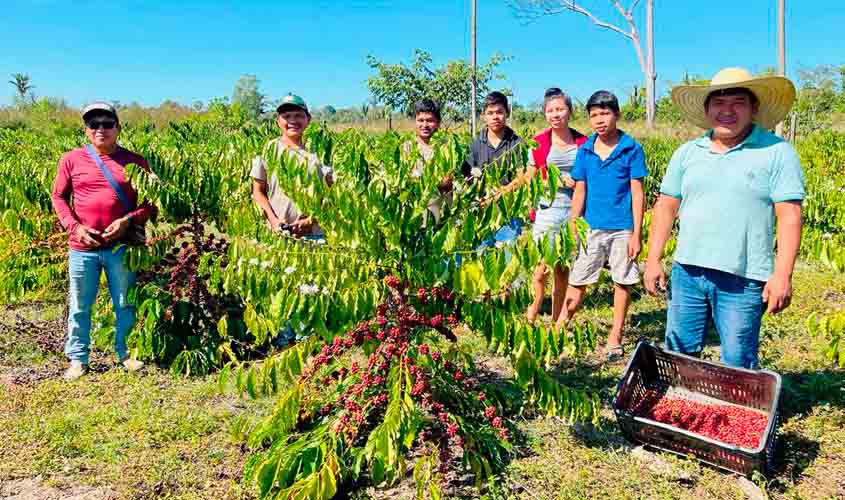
[554,313,570,333]
[525,304,539,323]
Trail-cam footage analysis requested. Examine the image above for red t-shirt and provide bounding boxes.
[51,146,154,250]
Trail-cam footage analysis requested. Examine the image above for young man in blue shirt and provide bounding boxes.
[644,68,804,369]
[556,91,648,362]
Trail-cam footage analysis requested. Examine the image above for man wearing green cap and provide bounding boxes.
[251,94,333,238]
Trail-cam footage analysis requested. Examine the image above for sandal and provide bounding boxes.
[605,345,625,363]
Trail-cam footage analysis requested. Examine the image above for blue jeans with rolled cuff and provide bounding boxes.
[65,246,136,364]
[664,262,765,369]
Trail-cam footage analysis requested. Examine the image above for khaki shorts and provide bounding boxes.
[569,229,640,286]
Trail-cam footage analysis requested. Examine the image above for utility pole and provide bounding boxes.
[776,0,786,136]
[645,0,655,128]
[471,0,478,136]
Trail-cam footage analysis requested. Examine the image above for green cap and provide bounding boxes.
[276,94,310,115]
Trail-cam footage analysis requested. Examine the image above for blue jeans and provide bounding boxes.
[478,218,524,251]
[453,218,524,268]
[66,246,136,363]
[664,263,765,369]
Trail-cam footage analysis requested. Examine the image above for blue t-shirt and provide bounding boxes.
[571,131,648,230]
[660,125,805,282]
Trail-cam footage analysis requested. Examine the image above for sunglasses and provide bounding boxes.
[86,120,117,130]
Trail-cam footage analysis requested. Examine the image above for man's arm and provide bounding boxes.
[252,179,281,229]
[643,195,681,294]
[461,141,480,179]
[570,181,586,219]
[51,157,79,234]
[763,201,802,314]
[629,178,645,258]
[126,157,155,224]
[568,180,586,234]
[499,165,537,195]
[51,155,104,247]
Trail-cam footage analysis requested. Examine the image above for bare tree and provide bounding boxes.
[511,1,656,127]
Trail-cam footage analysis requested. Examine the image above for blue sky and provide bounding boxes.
[2,0,843,109]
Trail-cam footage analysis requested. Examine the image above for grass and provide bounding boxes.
[1,261,843,499]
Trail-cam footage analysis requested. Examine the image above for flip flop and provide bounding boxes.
[605,345,625,363]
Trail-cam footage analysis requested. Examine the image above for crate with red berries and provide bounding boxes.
[612,341,782,476]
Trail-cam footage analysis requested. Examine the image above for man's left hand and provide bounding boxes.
[763,273,793,315]
[102,216,131,242]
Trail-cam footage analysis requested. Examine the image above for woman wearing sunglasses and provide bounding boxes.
[51,102,155,381]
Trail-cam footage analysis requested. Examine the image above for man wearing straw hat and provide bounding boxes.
[644,68,804,369]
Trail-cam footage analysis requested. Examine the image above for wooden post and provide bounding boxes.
[471,0,478,136]
[646,0,656,128]
[775,0,786,136]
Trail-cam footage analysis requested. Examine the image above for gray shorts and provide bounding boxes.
[569,229,640,286]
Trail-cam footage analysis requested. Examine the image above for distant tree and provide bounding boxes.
[9,73,34,103]
[839,66,845,94]
[621,85,646,121]
[366,49,510,123]
[792,64,845,134]
[510,101,544,125]
[510,1,656,127]
[232,74,265,121]
[656,71,709,123]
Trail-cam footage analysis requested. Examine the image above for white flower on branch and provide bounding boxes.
[511,275,528,290]
[470,167,482,179]
[284,266,296,274]
[298,283,320,295]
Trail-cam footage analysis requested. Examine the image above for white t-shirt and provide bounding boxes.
[250,138,330,234]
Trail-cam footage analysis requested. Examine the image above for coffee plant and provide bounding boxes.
[3,111,844,497]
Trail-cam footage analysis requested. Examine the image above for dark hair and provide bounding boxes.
[704,87,759,109]
[482,91,509,114]
[414,98,441,121]
[585,90,620,115]
[543,87,573,113]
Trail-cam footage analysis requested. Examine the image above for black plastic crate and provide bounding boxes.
[612,341,782,476]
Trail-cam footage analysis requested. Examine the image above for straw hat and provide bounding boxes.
[671,67,796,129]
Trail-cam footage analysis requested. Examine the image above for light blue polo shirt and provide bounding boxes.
[660,125,805,282]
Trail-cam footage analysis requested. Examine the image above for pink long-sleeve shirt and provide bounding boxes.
[51,146,154,250]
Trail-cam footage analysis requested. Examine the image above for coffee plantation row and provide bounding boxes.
[2,114,843,497]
